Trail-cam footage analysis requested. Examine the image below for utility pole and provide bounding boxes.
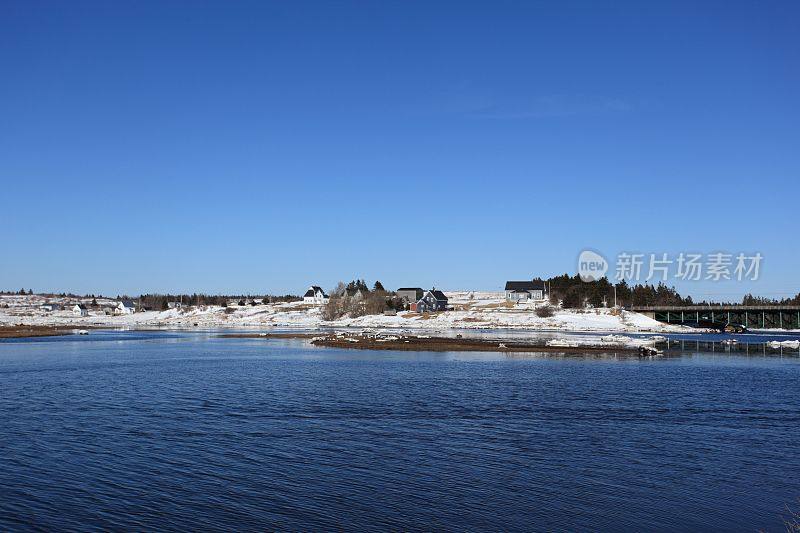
[614,284,617,308]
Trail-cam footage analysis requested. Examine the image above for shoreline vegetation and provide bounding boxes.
[218,331,652,355]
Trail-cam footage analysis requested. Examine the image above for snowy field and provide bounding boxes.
[0,292,686,333]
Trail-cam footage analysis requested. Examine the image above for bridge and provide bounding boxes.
[631,305,800,329]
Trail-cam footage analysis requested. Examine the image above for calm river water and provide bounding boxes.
[1,331,799,531]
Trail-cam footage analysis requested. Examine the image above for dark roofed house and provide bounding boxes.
[396,287,424,303]
[303,285,329,305]
[414,289,449,313]
[72,303,89,317]
[504,280,546,302]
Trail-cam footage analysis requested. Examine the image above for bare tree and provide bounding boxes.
[330,281,347,298]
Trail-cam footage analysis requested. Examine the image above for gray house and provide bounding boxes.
[414,289,449,312]
[504,281,546,302]
[343,287,366,300]
[396,287,424,303]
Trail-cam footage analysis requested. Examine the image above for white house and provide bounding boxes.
[72,304,89,317]
[116,300,136,315]
[40,303,61,312]
[303,286,329,304]
[504,281,547,302]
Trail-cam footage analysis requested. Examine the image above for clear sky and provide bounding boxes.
[1,1,798,299]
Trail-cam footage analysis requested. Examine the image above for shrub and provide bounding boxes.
[322,297,345,321]
[535,305,554,318]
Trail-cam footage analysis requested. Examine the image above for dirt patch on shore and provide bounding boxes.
[0,326,77,339]
[215,331,657,356]
[310,333,643,355]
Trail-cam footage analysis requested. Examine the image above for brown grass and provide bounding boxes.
[311,333,642,355]
[481,301,514,309]
[0,326,76,339]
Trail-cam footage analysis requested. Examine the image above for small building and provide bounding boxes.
[504,281,546,302]
[116,300,136,315]
[415,289,449,313]
[396,287,424,304]
[72,304,88,317]
[303,286,329,304]
[343,288,366,300]
[40,303,62,312]
[167,301,183,309]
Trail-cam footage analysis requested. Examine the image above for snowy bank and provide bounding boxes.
[0,292,686,333]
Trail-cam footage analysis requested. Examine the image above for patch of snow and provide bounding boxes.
[0,292,688,334]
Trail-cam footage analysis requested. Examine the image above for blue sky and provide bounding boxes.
[1,1,798,298]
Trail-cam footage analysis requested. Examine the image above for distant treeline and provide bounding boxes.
[0,289,101,298]
[0,289,300,309]
[542,275,691,308]
[134,294,300,310]
[741,293,800,306]
[540,274,800,308]
[3,283,800,308]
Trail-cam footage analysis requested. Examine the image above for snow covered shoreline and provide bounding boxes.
[0,292,686,334]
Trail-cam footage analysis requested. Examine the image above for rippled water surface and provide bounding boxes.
[1,331,799,531]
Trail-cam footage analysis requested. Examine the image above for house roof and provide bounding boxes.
[417,290,447,303]
[430,290,448,301]
[397,287,423,292]
[305,286,327,297]
[74,304,87,310]
[505,280,545,291]
[120,300,135,308]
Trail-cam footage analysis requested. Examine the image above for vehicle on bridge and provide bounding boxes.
[723,323,748,333]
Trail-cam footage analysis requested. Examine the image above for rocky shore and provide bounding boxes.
[220,331,656,355]
[0,326,77,339]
